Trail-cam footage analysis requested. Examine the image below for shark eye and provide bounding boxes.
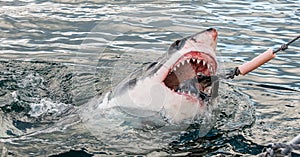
[173,39,185,50]
[175,40,181,47]
[174,39,185,49]
[168,38,186,54]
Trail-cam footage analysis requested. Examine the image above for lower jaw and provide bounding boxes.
[166,90,205,103]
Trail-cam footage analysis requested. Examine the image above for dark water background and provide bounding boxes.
[0,0,299,156]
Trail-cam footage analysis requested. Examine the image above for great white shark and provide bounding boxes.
[98,28,219,123]
[0,28,219,148]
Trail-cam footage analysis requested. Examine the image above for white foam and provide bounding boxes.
[28,98,71,118]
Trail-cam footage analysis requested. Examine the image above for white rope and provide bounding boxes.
[258,134,300,157]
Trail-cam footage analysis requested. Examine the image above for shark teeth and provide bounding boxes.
[175,87,212,99]
[175,89,201,98]
[209,65,213,73]
[171,58,214,73]
[207,63,214,73]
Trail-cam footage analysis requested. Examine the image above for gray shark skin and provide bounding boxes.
[99,28,218,123]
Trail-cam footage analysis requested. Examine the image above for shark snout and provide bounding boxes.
[206,28,218,41]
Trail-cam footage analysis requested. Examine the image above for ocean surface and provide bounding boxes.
[0,0,299,156]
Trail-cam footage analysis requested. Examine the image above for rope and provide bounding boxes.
[225,67,240,79]
[273,35,300,54]
[258,134,300,157]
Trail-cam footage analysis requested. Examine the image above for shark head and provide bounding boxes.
[109,28,218,123]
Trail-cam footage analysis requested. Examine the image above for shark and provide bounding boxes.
[98,28,219,123]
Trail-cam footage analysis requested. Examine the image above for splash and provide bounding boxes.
[28,98,72,118]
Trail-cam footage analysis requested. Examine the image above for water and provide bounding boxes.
[0,0,299,156]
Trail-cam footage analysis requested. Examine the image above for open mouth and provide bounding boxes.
[163,51,217,100]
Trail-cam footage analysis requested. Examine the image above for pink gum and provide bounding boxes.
[239,48,276,75]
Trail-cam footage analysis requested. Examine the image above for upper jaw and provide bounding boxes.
[170,51,217,75]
